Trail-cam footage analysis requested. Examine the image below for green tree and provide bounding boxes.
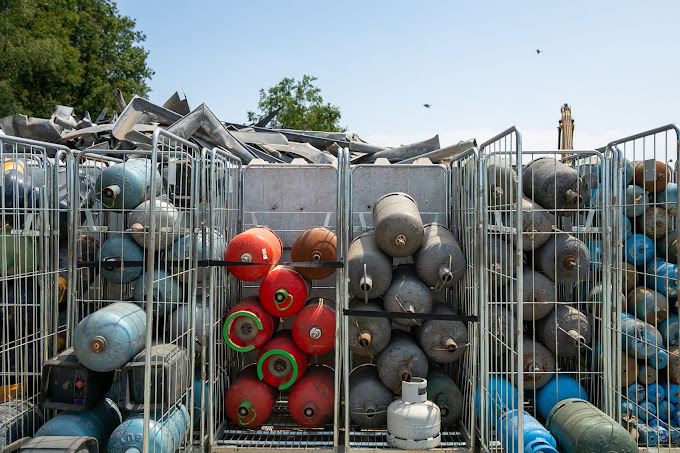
[0,0,153,118]
[248,75,345,132]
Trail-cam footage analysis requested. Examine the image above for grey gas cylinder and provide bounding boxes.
[486,155,518,209]
[508,196,554,251]
[372,192,424,258]
[413,223,466,289]
[348,364,394,429]
[521,335,555,390]
[347,298,392,357]
[426,366,463,429]
[376,330,429,393]
[487,236,515,287]
[520,266,555,321]
[383,264,433,327]
[348,232,393,299]
[416,303,468,363]
[535,305,591,358]
[127,199,183,251]
[534,231,590,284]
[489,306,516,357]
[523,157,588,216]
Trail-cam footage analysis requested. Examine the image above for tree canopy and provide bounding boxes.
[0,0,153,118]
[248,75,345,132]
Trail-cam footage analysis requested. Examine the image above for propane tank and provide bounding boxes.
[496,409,558,453]
[535,305,591,358]
[1,167,38,228]
[621,214,632,237]
[292,298,336,355]
[648,348,669,369]
[171,228,227,283]
[107,403,190,453]
[638,364,657,384]
[167,302,210,352]
[521,335,555,390]
[375,330,428,393]
[0,225,38,276]
[625,233,655,266]
[348,364,394,429]
[18,436,98,453]
[546,398,638,453]
[657,230,679,264]
[259,266,311,318]
[662,314,680,348]
[0,400,40,448]
[372,192,424,258]
[535,375,588,420]
[487,236,515,287]
[624,184,649,217]
[622,354,639,387]
[223,296,276,353]
[509,196,554,251]
[288,364,334,428]
[59,235,99,296]
[225,365,277,428]
[638,206,671,239]
[588,240,603,271]
[657,401,676,423]
[426,366,463,429]
[128,199,182,251]
[658,182,678,216]
[95,159,162,211]
[97,235,145,284]
[486,155,517,209]
[73,302,146,373]
[383,264,432,327]
[635,160,672,193]
[224,227,283,282]
[520,267,555,321]
[291,227,337,280]
[622,262,640,293]
[256,330,309,390]
[668,346,680,384]
[347,232,393,299]
[386,378,440,450]
[523,157,588,215]
[663,380,680,403]
[489,306,515,357]
[347,298,391,357]
[534,231,590,284]
[627,287,668,324]
[415,302,468,363]
[34,398,121,449]
[646,258,679,299]
[647,382,666,402]
[621,314,664,359]
[132,269,184,318]
[624,383,645,403]
[413,223,465,289]
[476,377,518,423]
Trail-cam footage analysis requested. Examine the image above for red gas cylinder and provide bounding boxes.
[225,364,277,428]
[259,266,311,318]
[225,227,283,281]
[291,227,338,280]
[292,298,336,355]
[288,364,335,428]
[256,330,308,390]
[223,296,277,352]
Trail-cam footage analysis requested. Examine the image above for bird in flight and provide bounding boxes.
[536,49,542,54]
[423,104,431,108]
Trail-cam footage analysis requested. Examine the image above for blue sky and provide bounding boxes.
[116,1,680,150]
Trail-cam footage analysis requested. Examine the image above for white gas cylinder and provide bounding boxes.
[386,377,441,450]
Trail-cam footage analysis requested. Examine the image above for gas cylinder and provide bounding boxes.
[225,364,277,428]
[587,284,625,316]
[587,240,603,271]
[535,305,591,358]
[546,398,638,453]
[585,186,602,209]
[415,302,468,363]
[292,297,336,355]
[646,258,679,299]
[648,349,669,369]
[489,306,515,357]
[622,214,632,237]
[34,398,121,449]
[0,400,40,448]
[534,231,590,284]
[521,335,555,390]
[291,227,337,280]
[347,298,391,357]
[622,354,639,387]
[18,436,98,453]
[95,159,162,211]
[132,269,184,318]
[648,382,666,402]
[223,296,276,353]
[650,418,672,443]
[73,302,146,373]
[256,330,308,390]
[635,160,671,193]
[167,302,210,352]
[386,378,440,450]
[288,364,334,428]
[658,183,678,216]
[624,383,645,403]
[107,403,189,453]
[259,266,311,318]
[128,199,182,251]
[383,264,432,327]
[627,287,668,324]
[521,267,555,321]
[637,423,659,446]
[40,348,115,411]
[224,227,282,282]
[663,381,680,403]
[426,366,463,429]
[625,184,649,218]
[122,343,189,411]
[657,230,679,264]
[638,364,657,384]
[476,377,518,422]
[487,236,515,287]
[1,167,39,228]
[486,155,517,208]
[348,364,394,428]
[668,346,680,384]
[60,235,99,296]
[97,235,145,284]
[621,315,663,359]
[623,262,640,293]
[413,223,465,288]
[496,409,558,453]
[0,225,38,276]
[171,228,226,283]
[523,157,588,215]
[347,232,393,299]
[658,401,676,423]
[535,375,588,420]
[508,196,554,251]
[375,330,428,393]
[638,206,671,239]
[625,233,655,266]
[372,192,424,258]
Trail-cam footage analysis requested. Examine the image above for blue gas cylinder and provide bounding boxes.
[625,234,655,266]
[535,375,588,420]
[625,383,645,403]
[661,314,680,347]
[73,302,147,372]
[588,240,603,270]
[496,409,558,453]
[586,187,602,209]
[664,381,680,403]
[639,400,658,423]
[626,287,668,324]
[648,383,666,402]
[98,235,145,284]
[649,418,676,443]
[95,159,162,211]
[107,403,190,453]
[625,185,649,217]
[621,315,664,359]
[658,401,676,422]
[475,376,518,422]
[622,215,632,238]
[647,258,679,299]
[658,183,679,216]
[648,350,669,369]
[132,269,184,318]
[637,423,659,446]
[34,398,121,448]
[673,408,680,427]
[171,228,226,283]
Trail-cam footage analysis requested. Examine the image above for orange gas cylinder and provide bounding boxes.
[292,298,336,355]
[259,266,311,318]
[634,160,672,193]
[223,296,277,352]
[256,330,308,390]
[291,227,338,280]
[224,227,282,281]
[225,364,277,428]
[288,364,334,428]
